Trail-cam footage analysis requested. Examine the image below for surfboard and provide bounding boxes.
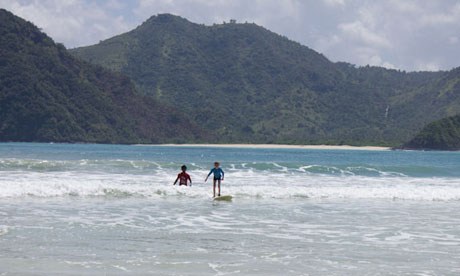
[213,195,232,201]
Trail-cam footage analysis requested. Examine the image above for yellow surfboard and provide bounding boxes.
[213,195,232,201]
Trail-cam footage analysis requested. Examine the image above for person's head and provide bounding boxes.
[181,165,187,172]
[214,162,220,168]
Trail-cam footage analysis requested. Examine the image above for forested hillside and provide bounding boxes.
[2,10,460,146]
[0,9,208,143]
[404,114,460,150]
[71,14,459,146]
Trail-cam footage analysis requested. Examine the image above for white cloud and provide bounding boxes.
[339,21,390,48]
[415,61,441,72]
[420,3,460,25]
[389,0,420,13]
[448,36,459,45]
[350,47,395,69]
[106,0,125,10]
[0,0,132,47]
[315,0,460,71]
[315,34,342,53]
[323,0,345,7]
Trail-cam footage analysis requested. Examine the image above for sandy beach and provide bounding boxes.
[141,144,391,151]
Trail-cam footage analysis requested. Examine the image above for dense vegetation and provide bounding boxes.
[0,9,208,143]
[2,10,460,146]
[404,114,460,150]
[71,14,460,146]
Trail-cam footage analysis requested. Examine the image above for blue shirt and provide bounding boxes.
[208,168,224,179]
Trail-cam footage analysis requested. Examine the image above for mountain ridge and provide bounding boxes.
[71,13,460,146]
[404,113,460,150]
[2,9,459,146]
[0,9,209,143]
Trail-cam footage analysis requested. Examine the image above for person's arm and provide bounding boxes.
[174,174,179,185]
[221,168,224,180]
[205,169,213,182]
[188,174,192,186]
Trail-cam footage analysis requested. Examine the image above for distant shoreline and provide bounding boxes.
[137,144,391,151]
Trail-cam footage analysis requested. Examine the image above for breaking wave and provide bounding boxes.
[1,158,460,201]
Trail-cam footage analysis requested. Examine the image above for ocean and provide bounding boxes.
[1,143,460,275]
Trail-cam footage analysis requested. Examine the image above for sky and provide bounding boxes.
[1,0,460,72]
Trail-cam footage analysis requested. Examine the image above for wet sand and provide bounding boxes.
[141,144,391,151]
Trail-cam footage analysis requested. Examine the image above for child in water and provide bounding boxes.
[205,162,224,197]
[174,165,192,186]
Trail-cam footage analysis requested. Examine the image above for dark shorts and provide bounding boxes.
[213,177,222,181]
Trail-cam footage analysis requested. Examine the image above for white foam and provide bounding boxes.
[0,169,460,201]
[272,162,288,172]
[0,225,9,236]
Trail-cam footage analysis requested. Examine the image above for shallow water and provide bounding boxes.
[1,143,460,275]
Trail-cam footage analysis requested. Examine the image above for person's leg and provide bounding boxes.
[217,179,221,196]
[213,179,216,197]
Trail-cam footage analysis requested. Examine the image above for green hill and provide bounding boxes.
[404,114,460,150]
[0,9,208,143]
[70,14,460,146]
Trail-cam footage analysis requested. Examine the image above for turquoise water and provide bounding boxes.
[1,143,460,275]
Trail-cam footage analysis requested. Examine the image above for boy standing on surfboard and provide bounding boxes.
[205,162,224,197]
[174,165,192,186]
